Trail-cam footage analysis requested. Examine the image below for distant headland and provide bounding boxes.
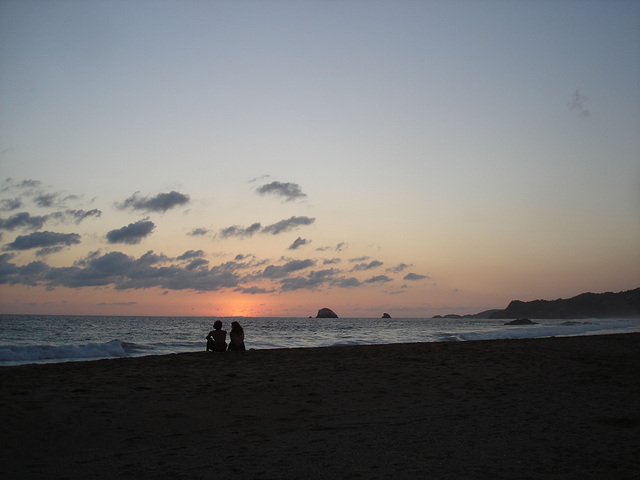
[433,288,640,319]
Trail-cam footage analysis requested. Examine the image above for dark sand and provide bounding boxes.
[1,334,639,479]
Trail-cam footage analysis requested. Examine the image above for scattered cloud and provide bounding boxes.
[98,302,137,306]
[351,260,384,271]
[332,277,362,288]
[0,198,22,211]
[59,209,102,224]
[185,258,209,270]
[0,212,48,231]
[116,191,190,212]
[188,228,210,236]
[388,263,411,274]
[403,273,428,281]
[323,258,341,265]
[219,222,262,239]
[568,89,590,118]
[364,275,393,284]
[288,237,310,250]
[235,286,274,294]
[0,250,239,291]
[106,220,155,244]
[220,216,315,238]
[177,250,206,260]
[262,259,316,278]
[0,179,421,302]
[1,178,43,192]
[318,242,347,252]
[279,268,338,291]
[248,175,271,184]
[3,231,81,251]
[262,216,315,235]
[34,192,59,207]
[256,181,307,202]
[0,209,101,231]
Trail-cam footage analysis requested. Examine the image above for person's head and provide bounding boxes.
[213,320,222,330]
[231,321,243,333]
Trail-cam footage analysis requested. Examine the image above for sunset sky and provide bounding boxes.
[1,1,639,318]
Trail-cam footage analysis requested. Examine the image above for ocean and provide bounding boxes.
[1,314,639,366]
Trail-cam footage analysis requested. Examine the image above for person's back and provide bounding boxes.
[206,320,227,352]
[228,321,245,351]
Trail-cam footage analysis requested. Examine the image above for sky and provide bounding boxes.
[0,0,639,318]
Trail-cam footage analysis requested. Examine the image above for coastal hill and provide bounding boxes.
[435,288,640,319]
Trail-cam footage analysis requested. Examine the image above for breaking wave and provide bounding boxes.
[0,340,130,365]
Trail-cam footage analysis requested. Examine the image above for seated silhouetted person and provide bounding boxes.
[206,320,227,352]
[228,321,246,351]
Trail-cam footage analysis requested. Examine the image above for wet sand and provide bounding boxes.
[1,333,639,479]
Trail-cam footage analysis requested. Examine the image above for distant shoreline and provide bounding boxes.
[435,287,640,319]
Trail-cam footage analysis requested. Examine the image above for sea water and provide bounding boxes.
[0,314,638,366]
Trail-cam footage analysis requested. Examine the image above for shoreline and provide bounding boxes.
[4,326,640,367]
[2,333,639,479]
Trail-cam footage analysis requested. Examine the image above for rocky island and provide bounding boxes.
[316,308,338,318]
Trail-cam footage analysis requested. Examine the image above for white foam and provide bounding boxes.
[0,340,127,365]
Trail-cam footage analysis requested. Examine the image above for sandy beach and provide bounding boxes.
[1,333,639,479]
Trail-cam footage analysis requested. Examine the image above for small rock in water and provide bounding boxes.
[504,318,538,325]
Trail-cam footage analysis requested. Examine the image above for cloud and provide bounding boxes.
[34,192,63,208]
[316,242,347,252]
[0,212,48,231]
[263,259,316,278]
[403,273,428,281]
[219,216,315,238]
[106,220,155,244]
[364,275,393,284]
[1,178,42,193]
[185,258,209,270]
[0,246,406,296]
[188,228,210,236]
[256,181,307,202]
[288,237,310,250]
[177,250,206,260]
[248,175,271,184]
[219,222,262,239]
[323,258,341,265]
[0,209,101,232]
[388,263,411,274]
[116,191,190,212]
[0,253,49,286]
[262,216,315,235]
[331,277,362,288]
[4,231,81,251]
[1,250,241,291]
[235,286,275,294]
[0,198,22,211]
[351,260,384,271]
[61,209,102,224]
[98,302,138,306]
[279,268,338,291]
[568,89,590,118]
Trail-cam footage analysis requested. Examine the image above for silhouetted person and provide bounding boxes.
[228,321,246,351]
[206,320,227,352]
